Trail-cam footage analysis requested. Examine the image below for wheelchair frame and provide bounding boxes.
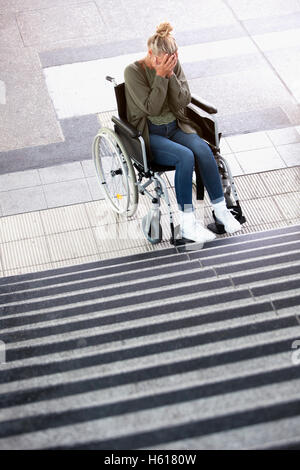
[92,75,246,246]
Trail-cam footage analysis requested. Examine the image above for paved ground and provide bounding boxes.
[0,0,299,274]
[0,0,299,277]
[1,1,300,169]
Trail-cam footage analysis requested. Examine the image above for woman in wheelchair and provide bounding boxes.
[124,22,242,243]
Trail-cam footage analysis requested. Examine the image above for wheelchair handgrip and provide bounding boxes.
[191,94,218,114]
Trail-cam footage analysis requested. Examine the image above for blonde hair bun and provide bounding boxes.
[147,21,177,55]
[156,21,173,38]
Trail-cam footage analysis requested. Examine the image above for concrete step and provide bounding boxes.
[0,224,299,289]
[0,225,299,297]
[0,224,299,450]
[1,260,299,317]
[0,327,300,449]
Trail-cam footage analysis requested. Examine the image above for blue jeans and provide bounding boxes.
[148,119,224,212]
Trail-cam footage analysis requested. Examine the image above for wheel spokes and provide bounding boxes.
[98,134,129,212]
[93,127,138,217]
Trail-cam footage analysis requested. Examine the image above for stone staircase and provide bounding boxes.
[0,224,300,450]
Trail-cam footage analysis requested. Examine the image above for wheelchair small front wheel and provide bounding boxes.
[93,127,138,216]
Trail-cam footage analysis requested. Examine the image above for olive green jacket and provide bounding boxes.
[123,59,203,162]
[123,59,205,199]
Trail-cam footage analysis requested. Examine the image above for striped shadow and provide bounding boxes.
[45,398,300,450]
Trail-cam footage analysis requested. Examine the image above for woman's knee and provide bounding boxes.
[178,134,213,164]
[195,142,215,165]
[176,147,194,169]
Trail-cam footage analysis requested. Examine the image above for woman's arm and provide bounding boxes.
[168,59,192,110]
[124,64,169,116]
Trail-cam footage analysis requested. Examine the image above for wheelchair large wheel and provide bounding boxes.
[218,155,238,207]
[93,127,138,217]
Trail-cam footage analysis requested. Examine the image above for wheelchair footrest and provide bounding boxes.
[141,212,162,244]
[206,221,226,235]
[208,204,246,234]
[170,236,197,246]
[170,224,200,246]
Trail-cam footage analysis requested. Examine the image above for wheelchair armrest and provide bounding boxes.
[186,104,219,150]
[111,116,141,138]
[191,94,218,114]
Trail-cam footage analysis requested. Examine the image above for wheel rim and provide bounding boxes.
[94,129,130,214]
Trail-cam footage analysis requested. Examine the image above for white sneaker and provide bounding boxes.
[180,211,216,243]
[195,221,216,241]
[214,207,242,234]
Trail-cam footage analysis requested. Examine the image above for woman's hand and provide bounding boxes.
[155,53,178,78]
[166,51,178,78]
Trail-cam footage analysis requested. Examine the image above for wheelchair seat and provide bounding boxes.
[149,162,176,172]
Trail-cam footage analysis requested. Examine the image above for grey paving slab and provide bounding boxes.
[81,160,97,178]
[43,179,92,209]
[95,0,142,42]
[218,108,291,136]
[265,47,300,104]
[0,169,41,191]
[86,176,105,201]
[38,162,84,185]
[234,148,286,174]
[189,66,299,121]
[0,47,63,152]
[220,153,244,176]
[226,131,273,153]
[175,23,246,46]
[29,33,111,55]
[94,0,237,42]
[40,38,147,68]
[39,23,246,68]
[0,114,99,174]
[0,79,5,105]
[61,114,100,148]
[227,0,300,20]
[0,0,84,11]
[276,142,300,167]
[243,12,300,35]
[0,142,68,174]
[267,127,300,146]
[183,53,265,80]
[0,186,47,216]
[16,2,105,47]
[0,12,23,47]
[171,0,238,29]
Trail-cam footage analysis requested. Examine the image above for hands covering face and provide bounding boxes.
[152,50,178,78]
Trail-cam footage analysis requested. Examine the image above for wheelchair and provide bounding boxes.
[92,75,246,246]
